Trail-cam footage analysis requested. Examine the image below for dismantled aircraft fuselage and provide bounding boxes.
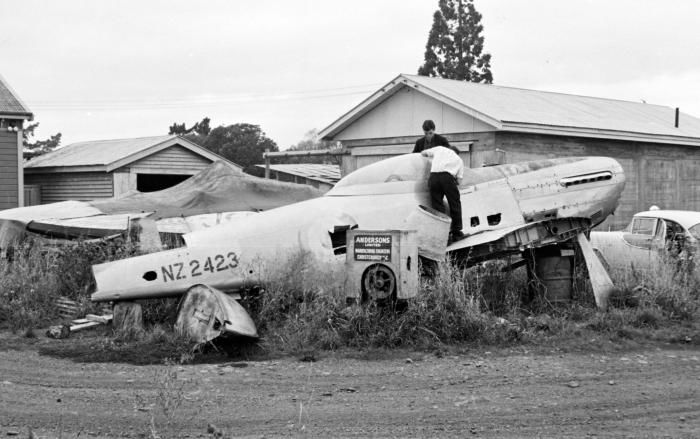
[91,154,625,302]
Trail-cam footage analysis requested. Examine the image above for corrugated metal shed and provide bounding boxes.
[25,135,238,171]
[256,164,340,185]
[0,74,32,118]
[320,74,700,146]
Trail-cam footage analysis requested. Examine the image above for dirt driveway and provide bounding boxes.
[1,335,699,438]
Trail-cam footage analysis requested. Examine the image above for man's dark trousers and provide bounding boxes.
[428,171,462,233]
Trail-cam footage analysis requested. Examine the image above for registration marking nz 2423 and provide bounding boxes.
[161,252,239,282]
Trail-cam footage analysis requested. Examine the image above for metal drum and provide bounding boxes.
[534,255,574,304]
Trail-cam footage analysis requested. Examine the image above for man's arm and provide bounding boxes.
[437,134,460,155]
[455,162,464,182]
[412,138,423,153]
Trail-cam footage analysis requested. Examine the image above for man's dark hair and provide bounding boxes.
[422,120,436,131]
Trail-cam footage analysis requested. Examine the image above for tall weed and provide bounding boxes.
[0,241,61,330]
[0,237,139,330]
[609,255,700,320]
[255,255,523,353]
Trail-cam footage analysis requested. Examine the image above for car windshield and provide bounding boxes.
[629,217,656,235]
[688,224,700,240]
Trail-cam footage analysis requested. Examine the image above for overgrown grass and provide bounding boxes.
[2,237,699,358]
[253,251,700,355]
[0,237,139,331]
[254,254,528,354]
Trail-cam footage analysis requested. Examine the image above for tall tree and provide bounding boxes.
[418,0,493,83]
[202,123,278,173]
[22,122,62,160]
[168,117,211,145]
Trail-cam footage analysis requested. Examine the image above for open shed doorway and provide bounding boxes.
[136,173,192,192]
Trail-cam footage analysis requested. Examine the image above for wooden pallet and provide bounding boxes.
[55,297,81,320]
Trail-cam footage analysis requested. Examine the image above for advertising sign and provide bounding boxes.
[353,234,392,262]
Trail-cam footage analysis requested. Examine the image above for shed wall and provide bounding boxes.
[0,130,18,209]
[493,132,700,230]
[126,145,212,174]
[24,172,113,203]
[334,86,495,141]
[339,132,491,175]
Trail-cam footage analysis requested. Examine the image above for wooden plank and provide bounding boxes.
[342,132,481,148]
[69,321,103,332]
[68,314,112,332]
[86,314,113,323]
[350,141,471,157]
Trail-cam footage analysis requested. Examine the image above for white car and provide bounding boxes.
[590,210,700,271]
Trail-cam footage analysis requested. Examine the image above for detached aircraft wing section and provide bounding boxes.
[0,161,324,246]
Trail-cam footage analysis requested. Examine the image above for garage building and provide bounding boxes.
[24,135,240,205]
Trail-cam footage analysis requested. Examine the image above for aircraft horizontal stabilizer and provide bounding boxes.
[175,284,258,343]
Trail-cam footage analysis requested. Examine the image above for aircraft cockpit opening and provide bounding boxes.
[331,154,430,190]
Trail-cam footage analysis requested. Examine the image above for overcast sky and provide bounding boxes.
[2,0,700,149]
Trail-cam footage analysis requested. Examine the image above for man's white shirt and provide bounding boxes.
[421,146,464,179]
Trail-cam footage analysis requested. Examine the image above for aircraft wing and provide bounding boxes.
[446,223,528,250]
[446,217,591,262]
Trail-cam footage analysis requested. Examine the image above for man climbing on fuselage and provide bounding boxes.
[415,120,465,242]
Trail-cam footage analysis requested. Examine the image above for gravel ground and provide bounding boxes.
[1,334,699,438]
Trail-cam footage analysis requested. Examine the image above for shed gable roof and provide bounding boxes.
[320,74,700,146]
[0,74,32,119]
[25,135,240,171]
